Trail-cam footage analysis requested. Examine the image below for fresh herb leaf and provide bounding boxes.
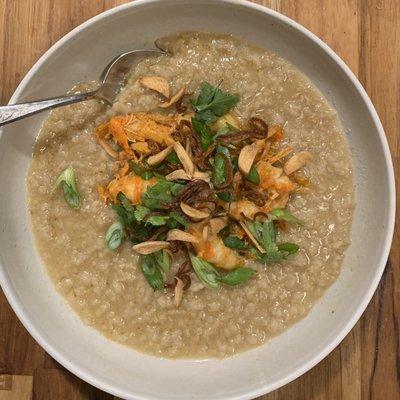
[196,109,218,125]
[145,215,170,226]
[246,219,278,252]
[111,203,130,224]
[200,88,239,116]
[214,125,231,139]
[212,153,228,187]
[192,117,213,150]
[54,166,80,209]
[246,219,279,254]
[277,242,300,254]
[247,166,260,185]
[134,205,150,221]
[213,123,236,141]
[194,81,216,106]
[189,253,220,289]
[131,162,154,180]
[127,224,153,244]
[170,181,186,195]
[168,211,189,228]
[141,180,184,210]
[270,208,304,225]
[261,219,278,247]
[193,82,239,124]
[118,192,135,213]
[113,193,136,224]
[165,151,180,165]
[217,267,257,286]
[255,249,288,263]
[223,236,249,251]
[142,171,155,180]
[246,219,300,264]
[105,221,124,250]
[217,190,235,202]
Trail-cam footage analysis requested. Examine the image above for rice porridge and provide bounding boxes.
[27,32,354,358]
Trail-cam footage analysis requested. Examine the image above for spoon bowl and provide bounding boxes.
[0,48,165,125]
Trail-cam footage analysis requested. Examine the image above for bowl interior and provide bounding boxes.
[0,1,394,399]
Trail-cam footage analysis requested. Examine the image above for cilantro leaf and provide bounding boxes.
[127,224,153,244]
[223,236,249,251]
[145,215,170,226]
[192,81,239,124]
[194,82,216,106]
[134,205,150,221]
[192,117,213,150]
[246,219,278,252]
[213,123,237,140]
[270,208,304,225]
[245,219,300,264]
[130,162,154,180]
[141,179,185,210]
[168,211,189,228]
[200,89,239,116]
[254,248,288,263]
[212,153,228,187]
[111,193,136,224]
[195,109,218,125]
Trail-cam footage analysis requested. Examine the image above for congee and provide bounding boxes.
[27,32,355,358]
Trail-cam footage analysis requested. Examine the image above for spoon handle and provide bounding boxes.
[0,91,97,127]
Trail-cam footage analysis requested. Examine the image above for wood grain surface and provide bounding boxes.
[0,1,399,399]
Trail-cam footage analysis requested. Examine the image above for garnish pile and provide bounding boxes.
[55,77,312,306]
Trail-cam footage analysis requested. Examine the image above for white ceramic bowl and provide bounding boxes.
[0,1,395,399]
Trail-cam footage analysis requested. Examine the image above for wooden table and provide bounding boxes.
[0,1,398,399]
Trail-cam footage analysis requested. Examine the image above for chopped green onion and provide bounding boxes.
[217,267,257,286]
[189,253,257,289]
[247,166,260,185]
[105,221,124,250]
[189,253,220,289]
[54,166,80,209]
[140,254,164,290]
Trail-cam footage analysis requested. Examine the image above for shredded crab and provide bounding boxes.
[96,113,179,157]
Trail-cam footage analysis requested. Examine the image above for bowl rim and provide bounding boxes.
[0,0,396,399]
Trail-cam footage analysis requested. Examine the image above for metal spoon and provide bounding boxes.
[0,49,165,126]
